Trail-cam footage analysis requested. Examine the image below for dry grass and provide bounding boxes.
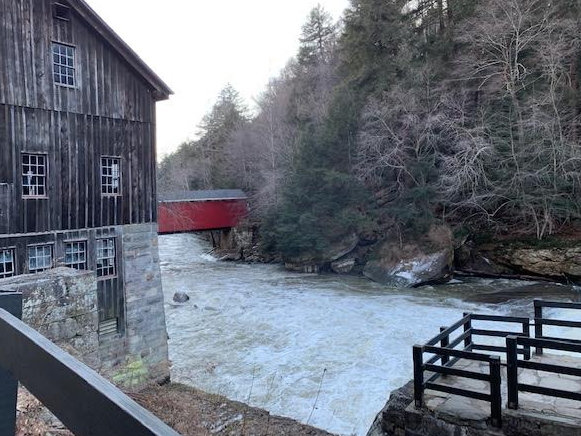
[16,383,336,436]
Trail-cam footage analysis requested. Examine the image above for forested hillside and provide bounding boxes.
[159,0,581,263]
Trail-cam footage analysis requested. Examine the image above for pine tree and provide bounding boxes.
[198,85,249,188]
[297,5,337,66]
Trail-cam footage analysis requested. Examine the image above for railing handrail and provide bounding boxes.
[415,300,581,428]
[414,343,502,427]
[534,298,581,354]
[0,308,182,436]
[507,334,581,409]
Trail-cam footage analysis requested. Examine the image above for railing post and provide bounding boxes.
[522,320,531,361]
[506,336,519,410]
[534,300,543,355]
[440,326,449,368]
[413,345,424,408]
[489,355,502,428]
[0,292,22,436]
[463,313,472,350]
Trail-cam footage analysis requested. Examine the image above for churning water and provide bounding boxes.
[159,233,577,436]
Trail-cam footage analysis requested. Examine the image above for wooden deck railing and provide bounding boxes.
[413,300,581,428]
[413,312,530,427]
[533,300,581,354]
[0,291,182,436]
[506,335,581,409]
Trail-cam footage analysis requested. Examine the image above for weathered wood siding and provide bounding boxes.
[0,105,156,233]
[0,0,158,234]
[0,0,156,122]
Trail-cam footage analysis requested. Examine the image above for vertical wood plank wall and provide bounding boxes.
[0,0,159,235]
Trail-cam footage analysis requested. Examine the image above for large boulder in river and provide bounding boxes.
[363,225,454,287]
[173,292,190,303]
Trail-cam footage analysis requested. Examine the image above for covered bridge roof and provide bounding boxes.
[158,190,248,203]
[69,0,173,100]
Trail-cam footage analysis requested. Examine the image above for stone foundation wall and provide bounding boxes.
[0,223,170,390]
[0,268,100,367]
[99,223,170,388]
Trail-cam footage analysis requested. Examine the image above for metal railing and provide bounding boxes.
[0,292,182,436]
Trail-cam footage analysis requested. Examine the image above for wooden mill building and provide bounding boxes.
[0,0,173,383]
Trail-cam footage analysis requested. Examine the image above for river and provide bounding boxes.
[158,233,577,436]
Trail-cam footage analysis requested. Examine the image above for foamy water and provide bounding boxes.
[159,233,579,436]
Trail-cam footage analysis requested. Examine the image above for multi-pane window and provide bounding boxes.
[65,241,87,270]
[53,43,75,86]
[101,157,121,196]
[22,153,47,198]
[0,249,16,278]
[96,238,116,278]
[28,245,53,273]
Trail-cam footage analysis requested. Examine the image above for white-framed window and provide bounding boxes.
[0,248,16,278]
[53,42,75,87]
[28,245,53,273]
[96,238,116,278]
[22,153,48,198]
[101,157,121,196]
[65,241,87,270]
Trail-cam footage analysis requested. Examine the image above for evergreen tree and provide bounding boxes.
[198,85,249,188]
[297,5,337,67]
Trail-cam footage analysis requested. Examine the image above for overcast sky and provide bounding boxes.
[88,0,350,158]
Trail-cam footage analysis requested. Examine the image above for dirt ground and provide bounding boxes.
[16,383,337,436]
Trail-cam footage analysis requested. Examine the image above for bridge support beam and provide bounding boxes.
[0,291,22,436]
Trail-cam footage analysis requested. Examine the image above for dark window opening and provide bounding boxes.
[53,3,71,21]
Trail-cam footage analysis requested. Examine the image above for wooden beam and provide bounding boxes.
[0,292,22,436]
[0,308,182,436]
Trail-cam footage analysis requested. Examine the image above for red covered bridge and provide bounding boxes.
[157,190,249,234]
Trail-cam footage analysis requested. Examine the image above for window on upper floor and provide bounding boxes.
[101,157,122,196]
[53,3,71,21]
[53,42,75,87]
[22,153,48,198]
[28,245,53,273]
[0,248,16,278]
[65,241,87,270]
[96,238,116,278]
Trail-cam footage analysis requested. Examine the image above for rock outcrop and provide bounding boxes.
[457,240,581,284]
[285,233,359,273]
[363,225,454,287]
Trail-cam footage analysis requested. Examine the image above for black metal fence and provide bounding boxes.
[413,300,581,428]
[0,292,182,436]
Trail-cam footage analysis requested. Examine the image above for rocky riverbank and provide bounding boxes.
[213,221,581,288]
